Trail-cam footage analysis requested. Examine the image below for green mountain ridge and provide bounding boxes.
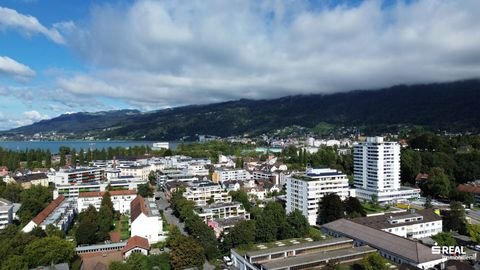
[4,80,480,139]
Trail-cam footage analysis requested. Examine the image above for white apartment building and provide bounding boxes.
[54,176,146,199]
[49,167,106,185]
[286,168,349,225]
[77,190,137,214]
[23,196,76,233]
[212,169,252,183]
[0,198,13,229]
[130,196,165,244]
[351,209,442,239]
[353,137,420,203]
[182,164,209,176]
[194,202,250,223]
[183,182,231,206]
[120,165,151,181]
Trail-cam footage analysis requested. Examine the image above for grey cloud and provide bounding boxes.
[55,0,480,108]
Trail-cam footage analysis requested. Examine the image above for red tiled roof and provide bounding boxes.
[130,195,148,222]
[32,196,65,225]
[458,184,480,195]
[122,236,150,253]
[79,189,137,198]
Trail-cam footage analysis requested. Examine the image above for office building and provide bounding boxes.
[322,219,446,269]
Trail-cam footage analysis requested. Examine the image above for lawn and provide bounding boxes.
[120,215,130,240]
[361,203,385,214]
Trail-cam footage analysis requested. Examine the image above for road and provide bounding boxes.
[155,191,215,270]
[467,209,480,224]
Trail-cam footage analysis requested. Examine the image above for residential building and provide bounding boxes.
[23,196,76,233]
[322,219,446,269]
[49,167,106,185]
[212,169,252,183]
[351,209,442,239]
[120,165,151,181]
[353,137,420,203]
[195,202,250,223]
[183,181,231,206]
[207,216,247,238]
[0,198,13,229]
[54,177,146,199]
[182,163,209,176]
[286,168,349,225]
[11,173,49,189]
[130,195,165,244]
[231,237,376,270]
[77,190,137,214]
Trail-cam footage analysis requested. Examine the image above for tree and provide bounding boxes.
[45,150,52,168]
[432,232,457,246]
[45,224,64,238]
[287,210,309,237]
[370,194,379,207]
[222,220,256,252]
[443,201,467,234]
[229,190,252,212]
[344,197,366,218]
[318,193,344,224]
[148,171,157,185]
[170,235,204,270]
[76,205,99,245]
[137,183,154,198]
[363,253,388,270]
[24,236,75,267]
[424,196,433,209]
[1,255,28,270]
[467,223,480,243]
[29,226,47,238]
[422,167,451,198]
[126,253,149,270]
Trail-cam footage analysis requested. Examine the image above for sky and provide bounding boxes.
[1,0,480,130]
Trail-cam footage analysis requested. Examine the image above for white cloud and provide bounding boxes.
[0,6,64,44]
[0,56,35,82]
[52,0,480,107]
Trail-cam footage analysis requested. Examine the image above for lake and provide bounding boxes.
[0,140,179,153]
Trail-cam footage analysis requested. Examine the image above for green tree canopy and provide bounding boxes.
[170,235,204,270]
[318,193,344,224]
[24,236,75,268]
[344,197,366,218]
[432,232,457,246]
[363,253,388,270]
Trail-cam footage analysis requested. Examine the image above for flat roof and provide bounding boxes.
[261,246,376,270]
[245,237,352,257]
[351,209,441,230]
[322,219,443,264]
[76,242,126,252]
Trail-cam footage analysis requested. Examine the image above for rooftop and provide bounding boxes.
[79,189,137,198]
[234,236,335,256]
[32,196,65,225]
[351,209,441,230]
[122,236,150,253]
[130,195,160,222]
[0,198,13,212]
[322,219,443,264]
[261,245,376,270]
[13,173,48,182]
